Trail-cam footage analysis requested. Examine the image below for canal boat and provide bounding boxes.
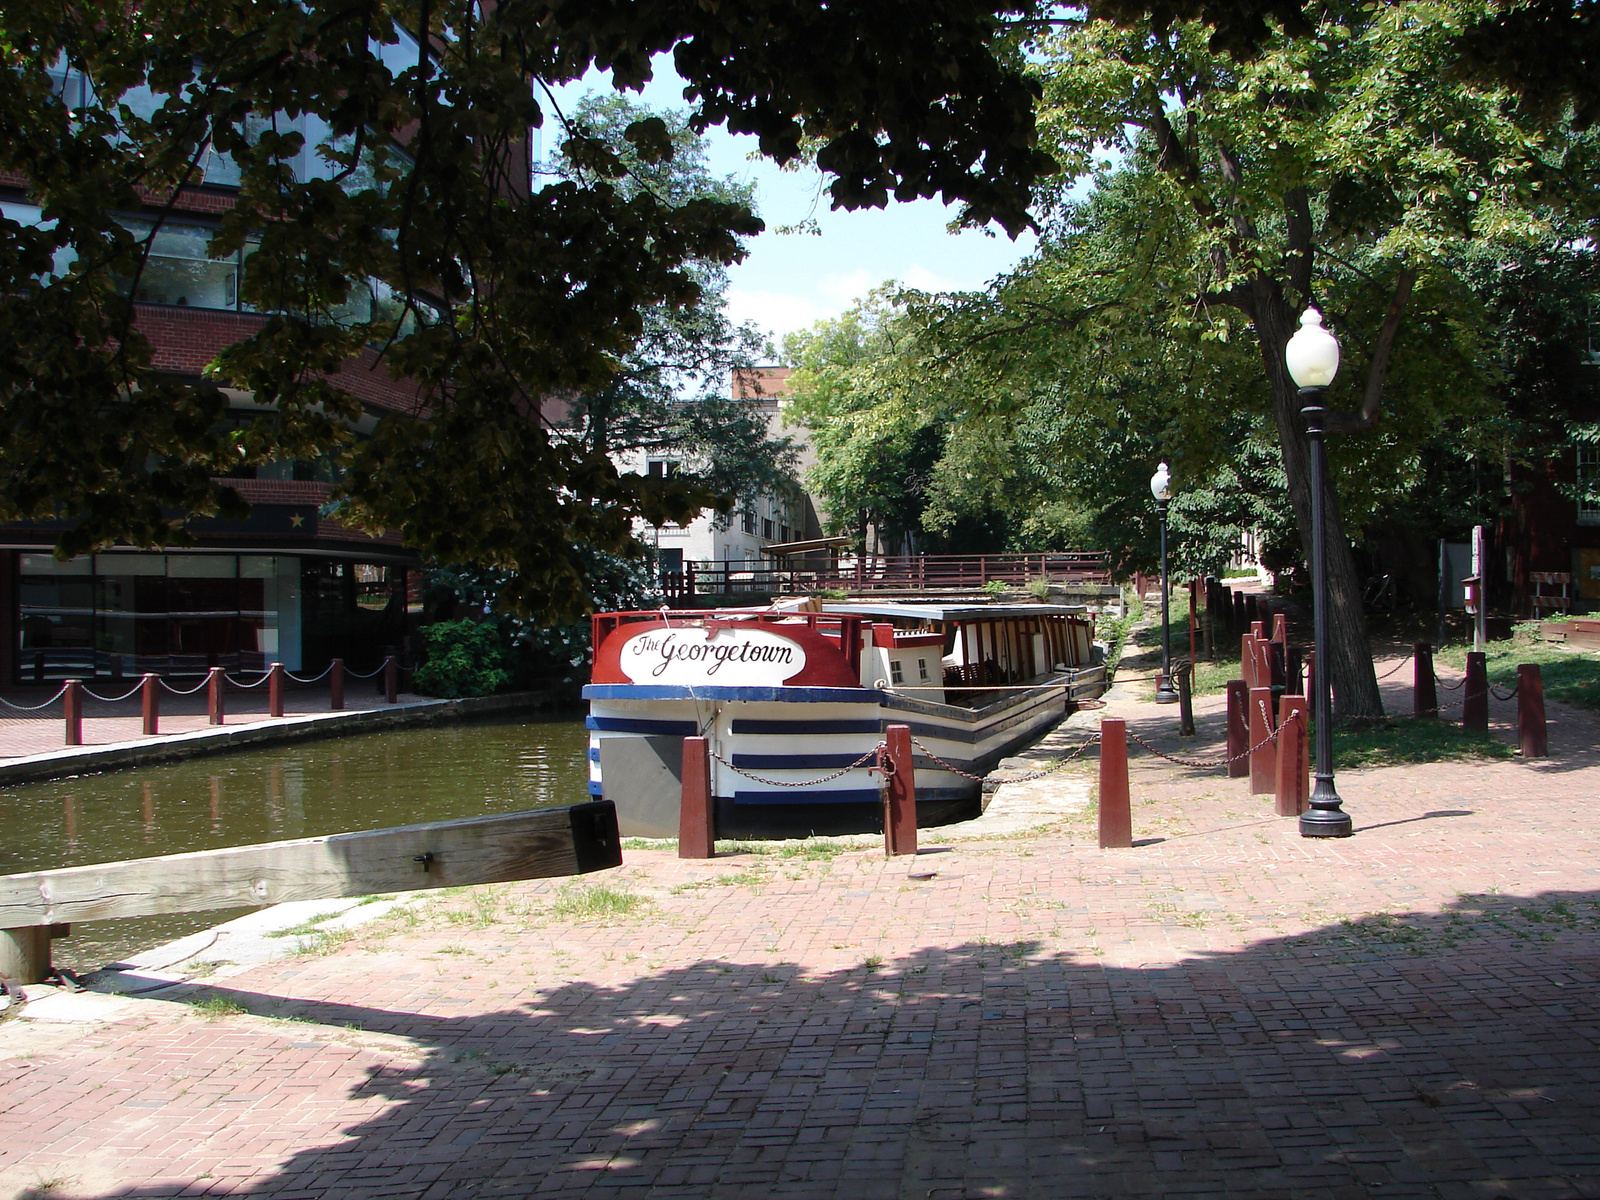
[583,600,1106,838]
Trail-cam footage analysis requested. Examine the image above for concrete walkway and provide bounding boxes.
[1,628,1598,1199]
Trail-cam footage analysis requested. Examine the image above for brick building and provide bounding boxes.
[0,82,425,683]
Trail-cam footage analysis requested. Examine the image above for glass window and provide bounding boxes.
[1579,444,1600,526]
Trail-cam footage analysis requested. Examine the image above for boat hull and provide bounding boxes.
[582,681,1072,839]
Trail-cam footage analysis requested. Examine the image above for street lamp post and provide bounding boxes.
[1151,462,1179,705]
[1284,308,1354,838]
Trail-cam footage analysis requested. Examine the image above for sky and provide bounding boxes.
[547,64,1038,359]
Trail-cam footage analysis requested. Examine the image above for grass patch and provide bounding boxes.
[548,884,652,922]
[1436,638,1599,712]
[1329,718,1514,768]
[265,911,345,938]
[192,993,247,1019]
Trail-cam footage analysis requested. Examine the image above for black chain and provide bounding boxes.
[709,745,882,788]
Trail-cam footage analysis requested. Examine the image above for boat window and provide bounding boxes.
[918,658,929,680]
[890,659,904,685]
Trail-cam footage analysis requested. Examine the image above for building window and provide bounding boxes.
[762,518,775,540]
[741,508,756,534]
[1579,443,1600,526]
[646,459,680,479]
[779,524,791,543]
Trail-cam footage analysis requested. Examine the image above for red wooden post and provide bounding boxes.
[678,736,715,859]
[141,673,159,736]
[1413,641,1436,718]
[883,723,917,857]
[1274,695,1309,817]
[330,658,345,711]
[1518,663,1547,758]
[1463,651,1488,733]
[1254,639,1275,693]
[63,680,82,747]
[1097,718,1132,849]
[269,662,285,718]
[1271,613,1288,645]
[384,655,398,704]
[1240,633,1256,687]
[207,666,224,726]
[1225,680,1249,779]
[1250,619,1265,641]
[1248,685,1276,795]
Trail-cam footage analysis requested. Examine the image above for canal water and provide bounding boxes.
[0,711,590,971]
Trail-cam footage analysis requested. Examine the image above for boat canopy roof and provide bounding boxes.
[820,602,1089,622]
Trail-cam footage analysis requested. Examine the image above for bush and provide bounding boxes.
[1026,576,1052,601]
[413,619,511,698]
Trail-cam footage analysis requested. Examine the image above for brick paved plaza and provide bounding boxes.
[1,651,1597,1199]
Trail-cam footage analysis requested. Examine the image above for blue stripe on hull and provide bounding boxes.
[588,781,603,795]
[731,718,881,735]
[734,787,882,806]
[587,716,699,735]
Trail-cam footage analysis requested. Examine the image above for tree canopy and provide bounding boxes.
[0,0,1050,619]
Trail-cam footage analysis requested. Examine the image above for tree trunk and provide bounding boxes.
[1253,293,1385,719]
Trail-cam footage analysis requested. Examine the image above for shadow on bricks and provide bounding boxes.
[19,889,1600,1200]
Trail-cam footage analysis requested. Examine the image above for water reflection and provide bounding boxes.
[0,710,588,969]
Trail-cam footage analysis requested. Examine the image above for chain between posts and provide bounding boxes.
[158,676,211,696]
[81,681,147,703]
[284,663,336,684]
[343,657,394,680]
[709,744,883,788]
[914,734,1100,783]
[0,684,69,712]
[1128,708,1301,769]
[222,671,272,689]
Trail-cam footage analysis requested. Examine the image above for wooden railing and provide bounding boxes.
[660,552,1112,600]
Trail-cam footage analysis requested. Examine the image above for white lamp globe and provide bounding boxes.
[1150,462,1172,502]
[1285,308,1341,388]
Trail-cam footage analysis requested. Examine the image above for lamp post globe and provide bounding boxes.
[1286,307,1353,838]
[1151,462,1179,704]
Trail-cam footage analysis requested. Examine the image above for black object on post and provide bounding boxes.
[1286,309,1353,839]
[1151,463,1179,705]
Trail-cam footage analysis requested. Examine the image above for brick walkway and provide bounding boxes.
[0,678,428,761]
[2,642,1597,1198]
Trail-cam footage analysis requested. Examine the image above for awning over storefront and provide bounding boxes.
[762,536,851,558]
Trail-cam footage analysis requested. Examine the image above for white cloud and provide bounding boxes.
[900,264,963,294]
[817,268,877,308]
[725,288,830,348]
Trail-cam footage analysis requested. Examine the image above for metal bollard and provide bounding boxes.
[269,662,284,718]
[63,679,82,747]
[207,666,224,726]
[1249,685,1276,795]
[1463,651,1488,734]
[1225,680,1249,779]
[141,673,159,736]
[883,723,917,857]
[1518,664,1547,758]
[1177,663,1195,737]
[1097,718,1132,849]
[330,658,345,711]
[1413,642,1436,719]
[384,656,398,704]
[1274,695,1310,817]
[678,736,715,859]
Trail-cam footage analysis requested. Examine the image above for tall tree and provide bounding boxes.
[0,0,1051,620]
[905,2,1592,717]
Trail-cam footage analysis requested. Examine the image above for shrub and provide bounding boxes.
[413,618,511,698]
[1026,576,1053,601]
[982,579,1008,597]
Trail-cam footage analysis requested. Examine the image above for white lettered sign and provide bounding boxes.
[618,626,807,687]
